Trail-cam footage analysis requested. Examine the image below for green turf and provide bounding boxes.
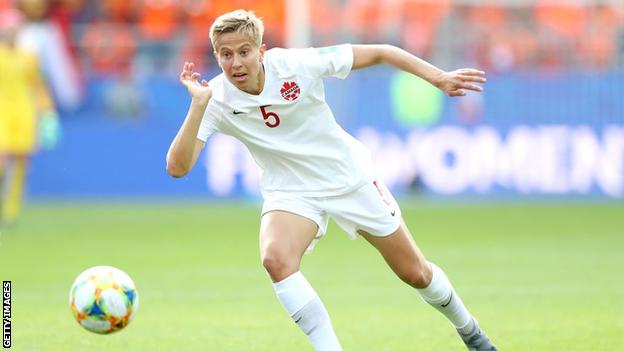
[1,201,623,350]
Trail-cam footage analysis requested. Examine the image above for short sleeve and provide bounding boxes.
[290,44,353,79]
[197,102,222,142]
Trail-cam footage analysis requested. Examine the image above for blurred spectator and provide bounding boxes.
[102,0,135,23]
[49,0,86,49]
[401,0,451,58]
[16,0,83,110]
[577,4,619,70]
[81,20,136,76]
[180,0,216,71]
[309,0,340,46]
[533,2,583,70]
[136,0,180,74]
[80,1,143,119]
[534,1,585,39]
[506,7,539,70]
[342,0,377,43]
[138,0,179,41]
[79,1,136,76]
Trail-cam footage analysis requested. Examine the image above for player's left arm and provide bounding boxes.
[351,44,486,97]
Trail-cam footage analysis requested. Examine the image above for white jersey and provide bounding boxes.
[197,44,372,197]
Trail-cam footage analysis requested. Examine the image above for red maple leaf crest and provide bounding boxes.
[280,81,300,101]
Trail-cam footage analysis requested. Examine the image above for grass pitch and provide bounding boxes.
[1,201,623,350]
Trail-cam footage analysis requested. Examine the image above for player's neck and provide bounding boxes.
[242,63,265,95]
[0,40,16,49]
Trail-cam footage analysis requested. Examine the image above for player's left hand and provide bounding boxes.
[435,68,486,97]
[39,112,61,150]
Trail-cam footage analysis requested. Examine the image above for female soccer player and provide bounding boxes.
[0,9,60,227]
[167,9,497,351]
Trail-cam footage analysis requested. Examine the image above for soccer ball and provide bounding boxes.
[69,266,139,334]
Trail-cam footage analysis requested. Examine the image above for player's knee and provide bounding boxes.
[261,251,298,281]
[397,266,432,289]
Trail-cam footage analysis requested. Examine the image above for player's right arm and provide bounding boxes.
[166,62,211,178]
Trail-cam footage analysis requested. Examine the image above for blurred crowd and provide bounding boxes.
[1,0,623,78]
[313,0,624,72]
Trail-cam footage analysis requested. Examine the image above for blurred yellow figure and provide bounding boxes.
[0,8,60,226]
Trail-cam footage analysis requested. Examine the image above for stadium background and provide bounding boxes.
[1,1,623,350]
[1,0,620,199]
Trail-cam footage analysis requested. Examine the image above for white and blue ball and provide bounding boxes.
[69,266,139,334]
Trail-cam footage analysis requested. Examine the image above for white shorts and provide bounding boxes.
[261,179,402,253]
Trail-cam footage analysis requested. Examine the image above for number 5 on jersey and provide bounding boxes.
[260,105,280,128]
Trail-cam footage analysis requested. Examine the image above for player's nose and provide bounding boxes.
[232,54,243,68]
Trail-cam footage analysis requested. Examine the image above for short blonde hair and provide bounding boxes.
[210,10,264,51]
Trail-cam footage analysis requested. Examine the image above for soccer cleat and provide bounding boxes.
[457,318,498,351]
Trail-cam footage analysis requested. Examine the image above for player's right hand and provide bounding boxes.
[180,62,212,104]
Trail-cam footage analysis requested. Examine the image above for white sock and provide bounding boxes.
[273,271,343,351]
[417,262,472,329]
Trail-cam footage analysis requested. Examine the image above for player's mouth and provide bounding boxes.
[232,72,247,82]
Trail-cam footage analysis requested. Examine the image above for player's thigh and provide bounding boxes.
[359,219,432,288]
[259,210,319,266]
[328,179,401,239]
[0,115,36,155]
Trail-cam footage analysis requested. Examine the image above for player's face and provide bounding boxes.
[0,10,23,46]
[0,23,20,46]
[214,32,266,95]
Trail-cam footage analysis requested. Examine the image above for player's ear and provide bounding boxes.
[259,43,266,62]
[213,50,221,68]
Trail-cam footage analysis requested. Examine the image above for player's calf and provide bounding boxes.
[395,263,433,289]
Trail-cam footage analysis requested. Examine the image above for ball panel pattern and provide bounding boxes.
[69,266,138,334]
